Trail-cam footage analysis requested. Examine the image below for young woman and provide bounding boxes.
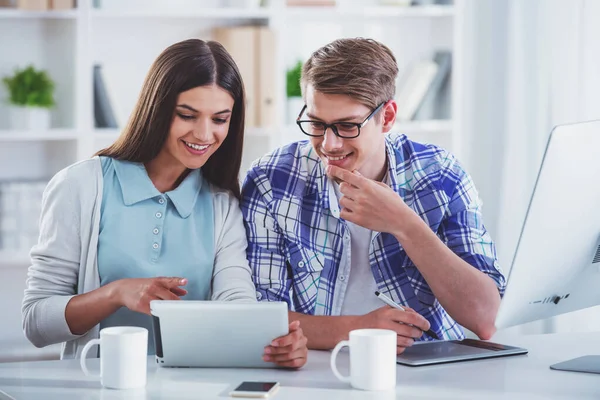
[22,39,308,369]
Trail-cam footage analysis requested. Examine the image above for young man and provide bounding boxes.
[241,38,506,354]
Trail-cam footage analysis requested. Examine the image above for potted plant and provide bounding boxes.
[2,65,55,130]
[286,60,304,125]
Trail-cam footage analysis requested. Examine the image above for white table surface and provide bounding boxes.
[1,332,599,400]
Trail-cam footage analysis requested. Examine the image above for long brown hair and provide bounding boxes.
[97,39,245,198]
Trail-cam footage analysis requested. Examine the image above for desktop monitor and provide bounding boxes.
[494,119,600,373]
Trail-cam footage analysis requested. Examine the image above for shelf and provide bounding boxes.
[0,9,77,19]
[91,7,272,19]
[89,5,452,20]
[0,129,79,142]
[282,5,454,19]
[0,250,29,267]
[395,119,452,134]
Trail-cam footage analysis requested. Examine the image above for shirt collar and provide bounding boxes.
[113,159,161,206]
[384,136,401,191]
[165,169,203,218]
[113,159,203,218]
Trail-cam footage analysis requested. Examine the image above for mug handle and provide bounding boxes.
[330,340,351,383]
[80,339,101,378]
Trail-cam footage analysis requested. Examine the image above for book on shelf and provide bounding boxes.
[413,50,452,120]
[395,59,438,121]
[256,26,277,128]
[16,0,47,10]
[213,26,258,128]
[396,50,452,121]
[93,65,118,129]
[213,26,278,128]
[50,0,74,9]
[0,180,45,253]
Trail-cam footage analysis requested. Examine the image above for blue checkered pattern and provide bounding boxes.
[241,132,506,341]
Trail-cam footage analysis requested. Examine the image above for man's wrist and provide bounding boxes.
[390,204,421,242]
[337,315,361,343]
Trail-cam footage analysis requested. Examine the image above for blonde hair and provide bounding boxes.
[301,37,398,110]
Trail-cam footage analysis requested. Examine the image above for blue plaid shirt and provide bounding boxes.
[241,133,506,341]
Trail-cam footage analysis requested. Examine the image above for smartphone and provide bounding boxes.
[229,381,280,398]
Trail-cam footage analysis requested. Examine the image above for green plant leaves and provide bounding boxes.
[2,65,55,108]
[286,60,303,98]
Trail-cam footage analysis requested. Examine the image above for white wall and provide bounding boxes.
[463,0,600,335]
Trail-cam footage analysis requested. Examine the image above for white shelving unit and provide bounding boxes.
[281,4,454,18]
[91,7,273,19]
[0,0,464,265]
[0,129,79,142]
[0,9,77,18]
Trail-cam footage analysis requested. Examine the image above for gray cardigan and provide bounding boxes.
[22,157,257,359]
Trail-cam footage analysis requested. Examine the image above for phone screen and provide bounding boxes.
[233,382,278,393]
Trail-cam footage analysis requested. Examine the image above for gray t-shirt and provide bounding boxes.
[333,181,384,316]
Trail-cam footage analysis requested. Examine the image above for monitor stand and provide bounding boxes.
[550,356,600,374]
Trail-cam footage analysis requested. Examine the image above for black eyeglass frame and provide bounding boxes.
[295,101,387,139]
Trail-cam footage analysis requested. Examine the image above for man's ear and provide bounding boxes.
[381,100,397,133]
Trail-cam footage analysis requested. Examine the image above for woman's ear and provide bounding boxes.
[381,100,397,133]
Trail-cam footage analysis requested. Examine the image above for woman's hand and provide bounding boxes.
[263,320,308,369]
[113,277,188,315]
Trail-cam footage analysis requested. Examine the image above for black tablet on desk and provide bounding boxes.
[397,339,528,366]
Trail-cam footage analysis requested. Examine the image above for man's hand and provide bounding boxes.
[263,320,308,369]
[355,306,431,354]
[327,165,410,234]
[113,277,188,315]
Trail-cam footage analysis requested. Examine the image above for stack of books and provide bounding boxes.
[395,50,452,121]
[0,180,45,252]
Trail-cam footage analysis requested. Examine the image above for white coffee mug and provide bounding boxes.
[80,326,148,390]
[330,329,397,391]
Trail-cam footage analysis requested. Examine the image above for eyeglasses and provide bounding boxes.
[296,101,387,139]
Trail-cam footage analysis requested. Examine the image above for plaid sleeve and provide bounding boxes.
[437,155,507,295]
[240,166,291,305]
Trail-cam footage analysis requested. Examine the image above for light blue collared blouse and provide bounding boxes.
[97,156,214,354]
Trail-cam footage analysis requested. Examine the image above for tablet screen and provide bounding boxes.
[400,341,489,359]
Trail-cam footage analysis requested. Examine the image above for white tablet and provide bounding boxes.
[150,300,289,368]
[396,339,528,367]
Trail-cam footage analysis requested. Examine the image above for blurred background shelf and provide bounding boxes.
[0,129,79,141]
[88,4,453,19]
[0,9,77,18]
[0,0,463,364]
[0,0,463,264]
[282,5,454,18]
[90,8,273,19]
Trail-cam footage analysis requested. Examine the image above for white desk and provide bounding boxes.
[1,332,599,400]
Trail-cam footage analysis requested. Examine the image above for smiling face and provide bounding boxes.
[305,85,394,181]
[159,84,235,172]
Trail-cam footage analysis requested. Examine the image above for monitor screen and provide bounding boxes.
[495,120,600,330]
